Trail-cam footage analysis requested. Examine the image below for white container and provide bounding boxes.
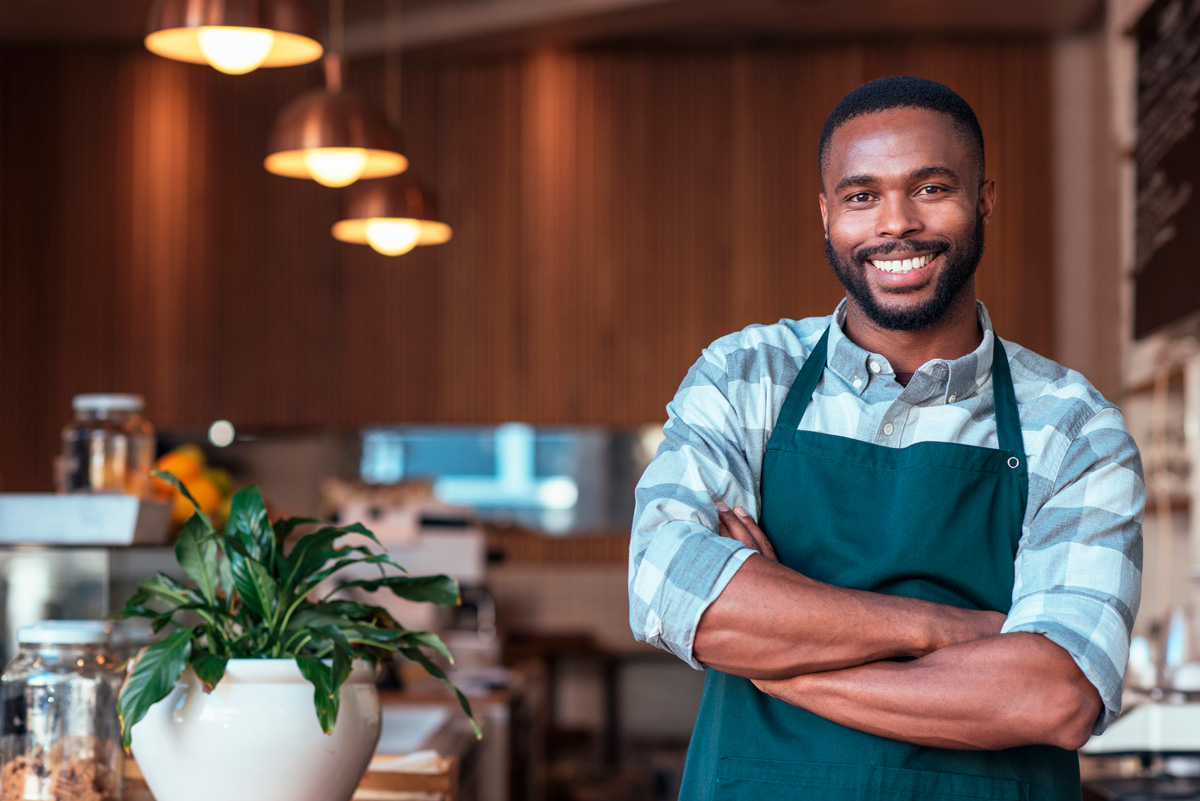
[130,659,381,801]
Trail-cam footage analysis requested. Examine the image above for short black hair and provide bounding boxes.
[818,76,985,187]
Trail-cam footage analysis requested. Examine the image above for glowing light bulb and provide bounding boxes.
[196,27,275,75]
[364,220,423,256]
[303,148,369,187]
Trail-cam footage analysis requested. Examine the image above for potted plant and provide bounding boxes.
[115,472,476,801]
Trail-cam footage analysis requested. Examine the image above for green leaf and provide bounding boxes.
[337,574,461,607]
[296,552,399,602]
[400,646,480,738]
[296,656,341,734]
[286,531,406,590]
[287,611,355,636]
[174,515,221,605]
[153,470,213,529]
[227,486,273,564]
[121,573,191,613]
[273,516,325,543]
[230,553,278,622]
[118,628,194,748]
[150,614,178,634]
[401,630,455,664]
[329,520,387,549]
[318,627,354,687]
[218,552,234,599]
[310,600,403,628]
[188,648,228,692]
[110,602,160,622]
[281,528,345,590]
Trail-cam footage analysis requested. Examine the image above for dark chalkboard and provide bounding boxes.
[1134,0,1200,338]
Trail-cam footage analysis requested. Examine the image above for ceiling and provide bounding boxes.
[0,0,1104,56]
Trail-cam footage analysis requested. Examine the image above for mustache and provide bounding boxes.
[854,239,949,262]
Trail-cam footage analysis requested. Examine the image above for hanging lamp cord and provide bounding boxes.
[324,0,345,91]
[384,0,403,129]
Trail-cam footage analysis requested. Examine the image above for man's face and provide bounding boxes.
[819,107,995,332]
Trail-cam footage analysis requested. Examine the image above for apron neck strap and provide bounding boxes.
[777,326,1027,465]
[774,326,831,433]
[990,337,1026,463]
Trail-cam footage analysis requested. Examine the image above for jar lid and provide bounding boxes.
[72,394,144,413]
[18,620,112,645]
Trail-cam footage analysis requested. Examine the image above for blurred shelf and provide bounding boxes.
[0,494,171,546]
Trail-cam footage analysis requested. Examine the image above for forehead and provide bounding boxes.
[824,107,976,185]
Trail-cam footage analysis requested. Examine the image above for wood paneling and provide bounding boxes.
[0,40,1054,491]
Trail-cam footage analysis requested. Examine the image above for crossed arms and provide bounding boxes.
[698,503,1101,751]
[629,331,1143,752]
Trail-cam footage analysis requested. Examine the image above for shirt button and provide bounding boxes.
[852,378,863,388]
[883,422,894,436]
[948,394,957,404]
[869,361,881,374]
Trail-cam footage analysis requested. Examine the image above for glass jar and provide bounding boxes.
[59,394,156,496]
[0,621,122,801]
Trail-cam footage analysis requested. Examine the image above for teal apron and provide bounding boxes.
[679,326,1080,801]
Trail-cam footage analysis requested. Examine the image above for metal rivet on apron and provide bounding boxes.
[1007,456,1020,468]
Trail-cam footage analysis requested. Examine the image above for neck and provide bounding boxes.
[841,287,983,374]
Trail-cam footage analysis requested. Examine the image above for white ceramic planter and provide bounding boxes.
[130,659,381,801]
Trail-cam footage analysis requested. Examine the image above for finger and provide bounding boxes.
[715,504,757,549]
[717,516,731,539]
[716,502,751,538]
[734,507,777,561]
[718,506,774,560]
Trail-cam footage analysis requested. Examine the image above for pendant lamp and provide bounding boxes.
[263,0,407,188]
[264,59,407,187]
[145,0,323,75]
[331,177,452,256]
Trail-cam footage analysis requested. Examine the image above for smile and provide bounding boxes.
[869,253,938,274]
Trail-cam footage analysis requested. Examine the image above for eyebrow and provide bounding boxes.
[834,165,962,194]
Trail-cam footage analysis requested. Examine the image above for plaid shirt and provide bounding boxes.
[629,301,1144,734]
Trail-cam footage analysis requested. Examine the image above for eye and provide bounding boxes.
[846,192,873,203]
[916,185,945,196]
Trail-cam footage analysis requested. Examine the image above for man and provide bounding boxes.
[629,76,1143,800]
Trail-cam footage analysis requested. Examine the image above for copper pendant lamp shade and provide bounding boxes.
[145,0,323,74]
[264,83,408,186]
[332,178,452,255]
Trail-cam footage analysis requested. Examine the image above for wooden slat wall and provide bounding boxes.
[0,39,1053,491]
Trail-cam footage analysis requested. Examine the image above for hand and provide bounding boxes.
[715,502,778,562]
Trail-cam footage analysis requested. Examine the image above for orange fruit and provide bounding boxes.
[170,476,223,527]
[203,467,233,497]
[154,445,206,498]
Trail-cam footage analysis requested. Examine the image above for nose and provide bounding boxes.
[875,194,923,239]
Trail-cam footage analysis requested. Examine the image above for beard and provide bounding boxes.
[825,212,986,332]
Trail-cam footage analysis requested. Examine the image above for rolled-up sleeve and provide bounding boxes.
[629,343,762,668]
[1003,407,1145,734]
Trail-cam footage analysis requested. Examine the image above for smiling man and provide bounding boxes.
[629,77,1144,800]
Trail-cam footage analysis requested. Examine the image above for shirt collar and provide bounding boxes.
[824,299,996,403]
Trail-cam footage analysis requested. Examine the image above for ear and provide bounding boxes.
[978,180,996,230]
[819,193,829,238]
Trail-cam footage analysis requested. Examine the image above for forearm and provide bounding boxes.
[753,632,1101,750]
[694,553,1004,678]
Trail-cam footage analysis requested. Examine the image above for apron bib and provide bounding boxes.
[679,326,1080,801]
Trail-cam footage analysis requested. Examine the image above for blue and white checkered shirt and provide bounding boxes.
[629,300,1144,734]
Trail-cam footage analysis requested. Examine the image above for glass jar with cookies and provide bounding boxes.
[0,622,122,801]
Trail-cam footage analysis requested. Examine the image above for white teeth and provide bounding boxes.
[871,253,934,273]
